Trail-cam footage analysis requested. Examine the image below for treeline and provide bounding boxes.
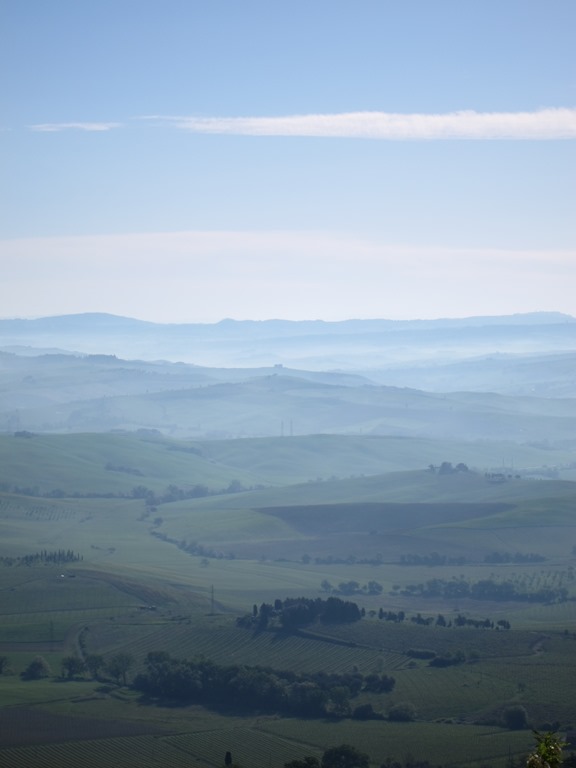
[150,530,236,561]
[312,550,545,568]
[371,609,509,630]
[407,612,510,630]
[0,549,82,567]
[244,597,510,633]
[401,577,570,603]
[312,554,386,566]
[1,479,262,502]
[400,550,544,566]
[320,579,383,596]
[237,596,363,630]
[133,480,264,506]
[399,553,467,566]
[133,651,395,718]
[484,551,545,563]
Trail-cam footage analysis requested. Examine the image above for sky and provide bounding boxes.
[1,0,575,323]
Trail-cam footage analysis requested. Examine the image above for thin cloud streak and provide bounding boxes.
[29,122,122,132]
[149,108,576,140]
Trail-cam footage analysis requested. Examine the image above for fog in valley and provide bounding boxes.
[1,323,576,768]
[1,2,575,766]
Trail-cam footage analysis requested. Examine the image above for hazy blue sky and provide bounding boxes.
[1,0,575,322]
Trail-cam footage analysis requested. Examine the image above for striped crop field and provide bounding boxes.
[387,663,518,721]
[0,720,537,768]
[0,735,194,768]
[165,727,318,768]
[258,718,535,768]
[93,620,408,675]
[304,619,538,660]
[0,496,75,522]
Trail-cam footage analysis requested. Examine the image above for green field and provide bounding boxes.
[0,433,575,767]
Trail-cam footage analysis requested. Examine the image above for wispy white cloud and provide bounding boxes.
[146,108,576,140]
[29,122,121,132]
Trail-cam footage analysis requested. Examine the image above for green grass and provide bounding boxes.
[1,431,575,495]
[259,718,535,768]
[0,432,252,495]
[0,673,92,707]
[1,435,575,766]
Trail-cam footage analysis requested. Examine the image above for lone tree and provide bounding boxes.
[321,744,369,768]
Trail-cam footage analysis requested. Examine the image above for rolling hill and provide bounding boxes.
[1,352,575,445]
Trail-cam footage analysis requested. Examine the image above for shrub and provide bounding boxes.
[388,702,417,722]
[21,656,52,680]
[527,730,566,768]
[503,704,528,730]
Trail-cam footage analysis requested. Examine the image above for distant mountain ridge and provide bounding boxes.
[1,310,574,333]
[0,312,574,370]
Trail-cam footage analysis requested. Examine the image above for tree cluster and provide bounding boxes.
[133,651,395,718]
[320,580,383,596]
[19,652,134,685]
[238,597,363,631]
[401,576,569,603]
[20,655,52,680]
[0,549,82,567]
[135,479,261,506]
[428,462,469,474]
[285,744,370,768]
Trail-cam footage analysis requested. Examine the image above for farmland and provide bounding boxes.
[0,431,575,768]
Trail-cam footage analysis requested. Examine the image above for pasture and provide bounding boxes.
[0,436,575,767]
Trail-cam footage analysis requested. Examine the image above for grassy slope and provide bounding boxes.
[1,431,574,495]
[0,432,261,494]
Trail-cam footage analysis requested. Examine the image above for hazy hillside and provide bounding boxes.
[1,311,574,369]
[1,349,575,446]
[364,351,576,397]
